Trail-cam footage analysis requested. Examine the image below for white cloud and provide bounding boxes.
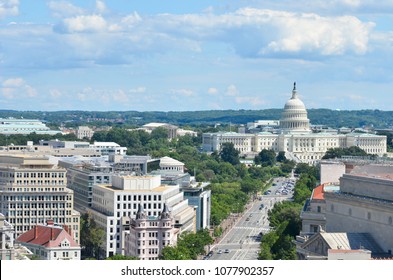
[1,77,37,98]
[0,0,19,19]
[172,89,195,97]
[49,89,62,98]
[112,89,129,102]
[57,14,109,33]
[235,96,267,106]
[0,5,380,72]
[25,85,37,97]
[129,87,146,94]
[208,87,218,95]
[95,0,107,14]
[2,77,24,87]
[348,94,365,101]
[47,1,84,18]
[225,84,238,96]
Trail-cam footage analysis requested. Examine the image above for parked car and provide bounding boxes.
[224,249,230,253]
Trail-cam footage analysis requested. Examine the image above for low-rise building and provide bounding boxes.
[0,213,15,260]
[0,118,62,135]
[297,229,385,260]
[16,220,81,260]
[123,204,179,260]
[76,126,95,140]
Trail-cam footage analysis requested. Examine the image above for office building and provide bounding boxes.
[0,155,80,243]
[88,174,195,258]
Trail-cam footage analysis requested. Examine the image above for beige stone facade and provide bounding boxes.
[0,155,80,243]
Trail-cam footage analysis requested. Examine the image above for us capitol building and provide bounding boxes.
[202,84,387,164]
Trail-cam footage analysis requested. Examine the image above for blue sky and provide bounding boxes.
[1,0,393,111]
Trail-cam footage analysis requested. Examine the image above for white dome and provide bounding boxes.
[280,83,311,134]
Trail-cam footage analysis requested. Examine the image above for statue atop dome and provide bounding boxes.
[291,82,298,99]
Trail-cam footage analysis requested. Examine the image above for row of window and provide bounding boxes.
[13,180,65,185]
[4,195,68,202]
[117,194,162,202]
[15,172,65,178]
[7,210,71,217]
[6,202,71,209]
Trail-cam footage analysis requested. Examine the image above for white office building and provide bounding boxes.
[89,174,195,258]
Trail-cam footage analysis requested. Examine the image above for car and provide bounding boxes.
[246,217,250,221]
[224,249,230,253]
[249,213,253,217]
[259,207,263,210]
[260,204,264,208]
[217,250,222,254]
[207,251,213,257]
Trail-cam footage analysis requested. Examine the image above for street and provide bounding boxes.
[207,176,294,260]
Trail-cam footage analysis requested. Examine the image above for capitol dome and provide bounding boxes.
[279,83,311,134]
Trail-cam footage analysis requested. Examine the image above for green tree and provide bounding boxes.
[160,246,191,260]
[276,151,287,162]
[255,149,276,167]
[80,212,105,259]
[219,142,240,165]
[322,146,369,159]
[240,177,260,194]
[151,127,169,140]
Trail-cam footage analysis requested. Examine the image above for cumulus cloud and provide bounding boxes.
[55,14,111,33]
[2,77,24,87]
[129,87,146,94]
[49,89,62,98]
[112,89,129,102]
[1,77,37,99]
[172,89,195,97]
[207,87,218,95]
[0,0,19,19]
[0,4,379,71]
[235,96,267,106]
[225,84,238,96]
[95,0,108,14]
[47,1,84,18]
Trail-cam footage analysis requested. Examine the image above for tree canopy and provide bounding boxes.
[322,146,370,159]
[219,142,240,165]
[255,149,276,167]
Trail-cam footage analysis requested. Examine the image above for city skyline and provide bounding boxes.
[1,1,393,111]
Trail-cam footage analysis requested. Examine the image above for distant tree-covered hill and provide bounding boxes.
[0,109,392,129]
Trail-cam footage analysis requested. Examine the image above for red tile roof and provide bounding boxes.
[312,184,325,200]
[17,225,78,248]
